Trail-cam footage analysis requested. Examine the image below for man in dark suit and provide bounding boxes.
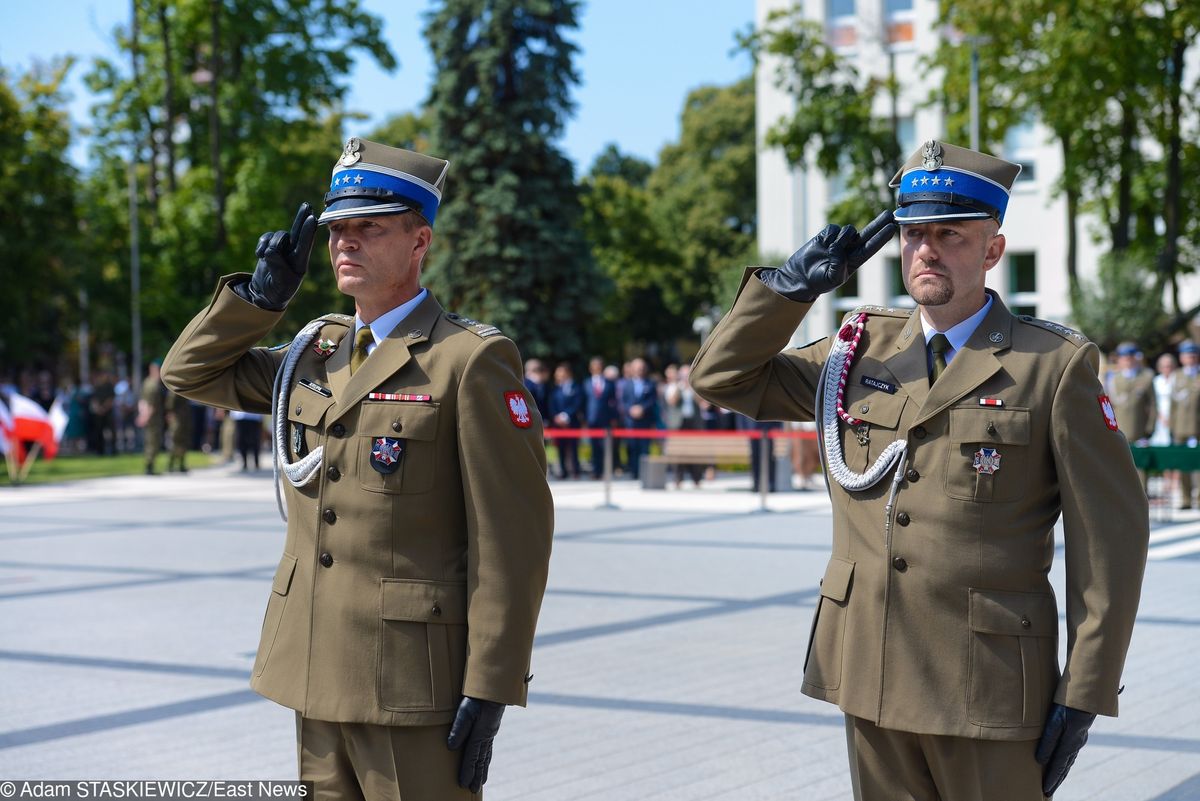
[584,356,618,478]
[549,362,583,479]
[619,357,657,480]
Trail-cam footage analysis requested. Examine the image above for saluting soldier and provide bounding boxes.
[162,138,554,800]
[1107,342,1156,443]
[690,141,1149,800]
[1170,340,1200,508]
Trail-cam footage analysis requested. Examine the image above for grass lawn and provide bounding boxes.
[0,451,215,486]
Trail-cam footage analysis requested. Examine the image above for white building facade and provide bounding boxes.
[755,0,1196,348]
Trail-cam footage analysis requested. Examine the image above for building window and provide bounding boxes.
[828,0,854,18]
[1004,119,1038,183]
[885,0,913,44]
[896,116,916,161]
[833,266,861,312]
[827,0,857,48]
[1007,252,1037,317]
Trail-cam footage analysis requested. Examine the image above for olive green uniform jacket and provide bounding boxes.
[1108,368,1156,443]
[690,272,1148,741]
[163,275,554,726]
[1169,370,1200,442]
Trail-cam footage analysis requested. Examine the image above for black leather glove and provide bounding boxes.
[446,696,505,792]
[758,209,896,302]
[235,202,317,311]
[1035,703,1097,796]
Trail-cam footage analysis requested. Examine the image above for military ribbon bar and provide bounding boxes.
[978,398,1004,407]
[368,392,432,402]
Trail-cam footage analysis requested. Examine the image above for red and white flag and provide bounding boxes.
[0,392,60,463]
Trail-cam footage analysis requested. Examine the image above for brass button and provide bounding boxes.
[1021,616,1031,628]
[319,553,333,568]
[896,512,910,526]
[392,421,402,432]
[408,329,422,339]
[987,422,998,435]
[331,424,346,437]
[913,426,927,439]
[294,405,302,415]
[432,603,442,617]
[892,556,908,572]
[323,508,337,524]
[860,404,870,414]
[905,468,920,482]
[326,466,341,481]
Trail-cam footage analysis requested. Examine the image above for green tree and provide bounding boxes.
[0,60,85,376]
[1071,250,1168,353]
[741,8,900,226]
[645,76,757,326]
[589,142,652,187]
[81,0,396,368]
[423,0,602,362]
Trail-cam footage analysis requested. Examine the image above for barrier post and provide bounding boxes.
[759,429,770,512]
[598,428,617,509]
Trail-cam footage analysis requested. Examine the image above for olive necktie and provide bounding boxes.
[350,326,374,374]
[929,333,951,384]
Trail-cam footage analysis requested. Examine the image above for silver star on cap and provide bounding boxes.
[911,177,920,188]
[944,177,955,187]
[931,177,941,185]
[353,174,365,184]
[920,176,930,185]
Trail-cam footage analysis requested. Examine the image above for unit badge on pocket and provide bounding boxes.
[371,437,404,474]
[973,447,1001,475]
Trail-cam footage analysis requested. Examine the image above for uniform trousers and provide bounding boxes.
[296,715,479,801]
[844,714,1047,801]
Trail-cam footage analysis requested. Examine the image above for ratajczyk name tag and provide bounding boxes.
[860,376,897,394]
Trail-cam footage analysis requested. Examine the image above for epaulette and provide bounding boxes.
[445,312,502,338]
[850,304,911,318]
[318,313,354,326]
[1017,315,1089,346]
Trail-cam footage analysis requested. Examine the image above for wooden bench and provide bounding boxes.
[640,435,793,490]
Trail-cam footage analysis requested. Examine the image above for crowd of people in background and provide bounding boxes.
[522,355,822,491]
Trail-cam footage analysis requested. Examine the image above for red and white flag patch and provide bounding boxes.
[505,391,532,428]
[1098,394,1119,431]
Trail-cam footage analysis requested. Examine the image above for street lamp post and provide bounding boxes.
[129,152,142,391]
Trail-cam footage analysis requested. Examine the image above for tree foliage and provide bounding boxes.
[423,0,602,362]
[742,8,900,226]
[0,60,85,375]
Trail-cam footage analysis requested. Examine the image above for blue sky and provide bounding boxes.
[0,0,754,172]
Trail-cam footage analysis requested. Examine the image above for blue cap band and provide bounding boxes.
[325,167,442,225]
[895,167,1011,224]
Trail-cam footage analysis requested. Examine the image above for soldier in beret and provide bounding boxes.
[1169,340,1200,508]
[690,140,1148,800]
[163,137,554,800]
[1108,342,1156,445]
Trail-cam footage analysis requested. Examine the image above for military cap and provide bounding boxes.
[890,140,1022,226]
[319,137,450,226]
[1115,341,1141,357]
[1179,340,1199,355]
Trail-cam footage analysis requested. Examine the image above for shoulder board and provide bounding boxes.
[317,313,354,326]
[850,304,912,318]
[1017,315,1089,346]
[444,311,502,338]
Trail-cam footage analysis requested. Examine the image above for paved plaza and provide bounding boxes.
[1,464,1199,799]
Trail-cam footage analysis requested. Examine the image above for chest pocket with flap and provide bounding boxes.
[286,392,336,458]
[839,385,908,473]
[945,407,1030,502]
[358,401,439,494]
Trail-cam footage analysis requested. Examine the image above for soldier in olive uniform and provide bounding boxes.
[138,361,166,475]
[1169,340,1200,508]
[163,139,554,800]
[690,141,1148,801]
[165,389,193,473]
[1108,342,1156,443]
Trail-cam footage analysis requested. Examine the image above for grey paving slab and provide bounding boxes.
[0,465,1198,799]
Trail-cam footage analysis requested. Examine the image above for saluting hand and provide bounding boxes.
[759,209,896,302]
[241,202,318,311]
[447,696,505,793]
[1035,703,1097,796]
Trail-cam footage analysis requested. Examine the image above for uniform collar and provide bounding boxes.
[355,288,429,352]
[919,293,993,364]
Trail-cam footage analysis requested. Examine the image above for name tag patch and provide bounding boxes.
[860,376,897,394]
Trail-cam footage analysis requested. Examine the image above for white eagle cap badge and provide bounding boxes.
[339,137,362,167]
[922,140,944,171]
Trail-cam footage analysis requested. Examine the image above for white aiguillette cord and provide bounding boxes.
[819,313,908,521]
[271,319,326,522]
